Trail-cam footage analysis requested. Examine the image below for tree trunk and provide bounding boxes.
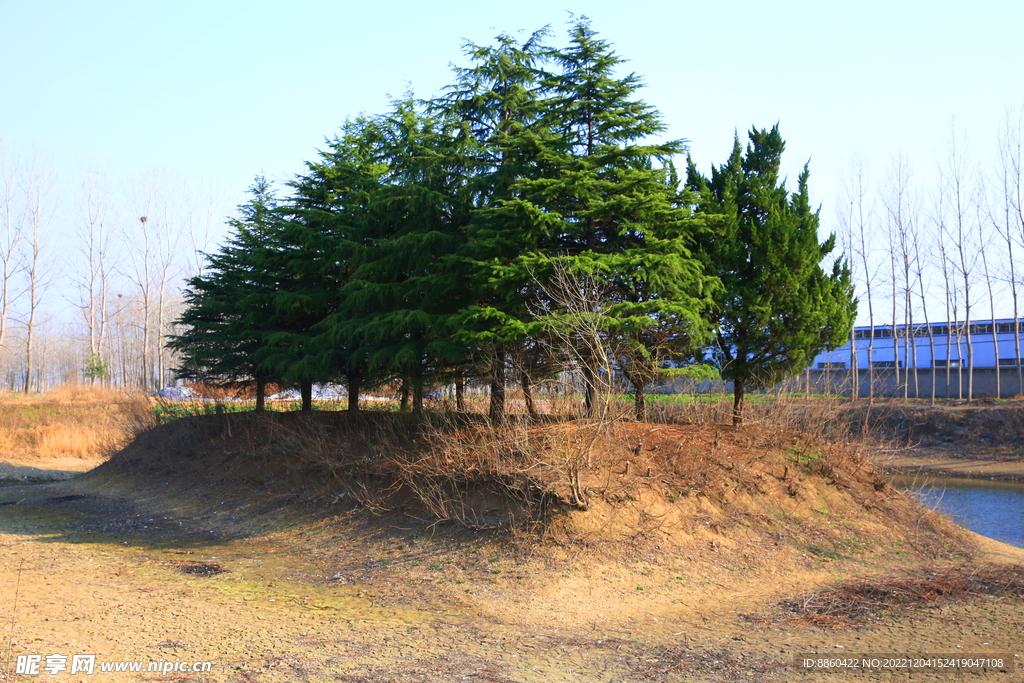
[521,372,538,419]
[347,372,361,413]
[867,326,875,404]
[849,326,857,400]
[488,350,505,422]
[255,375,266,413]
[950,329,958,401]
[582,362,597,418]
[23,314,33,394]
[732,378,745,428]
[991,321,1000,398]
[455,375,465,412]
[945,327,952,399]
[412,379,424,416]
[301,380,313,413]
[633,379,646,421]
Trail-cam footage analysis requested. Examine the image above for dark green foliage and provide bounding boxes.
[169,25,844,428]
[83,354,110,383]
[474,20,716,418]
[686,125,856,425]
[277,117,386,411]
[168,177,282,410]
[439,29,551,420]
[292,102,474,415]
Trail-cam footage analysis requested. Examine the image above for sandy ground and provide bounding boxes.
[1,451,1023,683]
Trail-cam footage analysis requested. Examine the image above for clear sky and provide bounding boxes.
[2,0,1023,314]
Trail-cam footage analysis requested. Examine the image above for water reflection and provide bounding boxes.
[889,475,1024,549]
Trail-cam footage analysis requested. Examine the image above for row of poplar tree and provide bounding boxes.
[169,21,856,426]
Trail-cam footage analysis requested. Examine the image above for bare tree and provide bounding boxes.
[72,169,118,383]
[846,158,877,402]
[836,197,858,398]
[130,212,154,388]
[532,260,623,509]
[884,155,917,399]
[884,155,917,401]
[0,143,28,375]
[19,157,53,393]
[182,180,221,280]
[976,182,1001,397]
[999,106,1024,392]
[935,207,958,398]
[910,215,937,404]
[940,126,979,401]
[151,189,182,390]
[123,172,173,390]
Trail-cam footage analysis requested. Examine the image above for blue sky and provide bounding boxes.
[2,0,1023,311]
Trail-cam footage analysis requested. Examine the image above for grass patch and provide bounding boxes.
[0,384,149,459]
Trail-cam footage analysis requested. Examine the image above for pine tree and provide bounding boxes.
[686,125,856,426]
[347,101,472,414]
[169,177,281,410]
[437,29,550,421]
[256,218,334,412]
[304,102,473,415]
[482,19,715,418]
[285,116,386,412]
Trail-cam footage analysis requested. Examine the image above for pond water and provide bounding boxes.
[889,475,1024,549]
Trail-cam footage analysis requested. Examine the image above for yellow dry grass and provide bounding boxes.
[0,384,150,459]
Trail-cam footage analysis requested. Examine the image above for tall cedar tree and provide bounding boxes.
[342,102,472,414]
[259,187,346,411]
[284,118,385,412]
[168,177,281,410]
[686,126,856,426]
[438,30,550,421]
[300,103,472,415]
[485,20,715,418]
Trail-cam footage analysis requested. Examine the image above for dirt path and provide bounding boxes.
[0,457,104,484]
[1,470,1022,683]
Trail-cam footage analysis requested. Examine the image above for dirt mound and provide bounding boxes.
[89,411,972,567]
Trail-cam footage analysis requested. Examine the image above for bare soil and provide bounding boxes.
[1,409,1022,682]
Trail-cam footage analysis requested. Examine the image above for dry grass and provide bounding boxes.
[94,389,970,567]
[0,384,151,459]
[835,399,1024,448]
[760,564,1024,626]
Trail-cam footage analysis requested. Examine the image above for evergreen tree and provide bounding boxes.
[285,117,386,412]
[257,212,334,412]
[305,102,473,415]
[169,177,281,410]
[347,101,472,414]
[482,19,715,418]
[686,125,856,426]
[437,29,550,421]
